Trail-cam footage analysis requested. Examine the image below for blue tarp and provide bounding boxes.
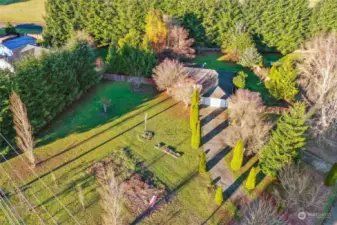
[2,36,36,50]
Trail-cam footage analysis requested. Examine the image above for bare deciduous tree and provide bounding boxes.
[274,163,328,213]
[152,58,187,92]
[237,198,287,225]
[297,33,337,137]
[166,26,195,60]
[224,89,271,155]
[171,78,199,107]
[10,91,35,167]
[98,167,124,225]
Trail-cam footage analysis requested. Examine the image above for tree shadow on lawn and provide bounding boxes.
[35,82,164,148]
[26,101,179,187]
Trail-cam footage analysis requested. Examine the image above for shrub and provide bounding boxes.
[265,54,300,102]
[199,152,207,174]
[274,164,328,212]
[233,71,248,89]
[245,167,257,190]
[191,120,201,149]
[215,186,223,206]
[238,47,262,68]
[190,89,199,130]
[325,163,337,186]
[5,22,16,35]
[231,140,244,171]
[152,58,186,91]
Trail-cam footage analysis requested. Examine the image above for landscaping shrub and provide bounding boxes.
[106,44,156,78]
[190,89,199,130]
[191,120,201,149]
[265,54,300,103]
[199,152,207,174]
[15,39,101,132]
[325,163,337,186]
[238,47,262,68]
[233,71,247,89]
[5,22,17,35]
[230,139,244,171]
[215,186,223,205]
[245,167,257,190]
[259,102,308,177]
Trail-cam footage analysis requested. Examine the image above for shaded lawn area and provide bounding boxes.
[0,81,235,224]
[191,52,282,105]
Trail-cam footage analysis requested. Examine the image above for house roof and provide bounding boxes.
[0,44,47,65]
[183,67,219,95]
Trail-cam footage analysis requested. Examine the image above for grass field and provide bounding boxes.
[0,0,45,24]
[0,81,235,224]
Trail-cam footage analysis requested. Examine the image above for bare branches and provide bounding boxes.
[237,198,287,225]
[274,164,328,213]
[152,58,187,92]
[297,33,337,136]
[10,90,35,167]
[225,89,271,155]
[99,167,124,225]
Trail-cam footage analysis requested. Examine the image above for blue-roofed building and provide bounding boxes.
[2,35,37,50]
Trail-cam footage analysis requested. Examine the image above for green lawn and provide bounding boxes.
[191,52,282,105]
[0,81,234,224]
[0,0,45,24]
[0,27,43,37]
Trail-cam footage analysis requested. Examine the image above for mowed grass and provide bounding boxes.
[0,81,234,224]
[0,0,45,24]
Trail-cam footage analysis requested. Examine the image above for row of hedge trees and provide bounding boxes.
[44,0,337,54]
[0,39,101,153]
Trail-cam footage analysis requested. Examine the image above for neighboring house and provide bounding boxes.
[0,36,47,72]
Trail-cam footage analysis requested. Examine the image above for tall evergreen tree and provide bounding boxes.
[44,0,75,47]
[259,102,308,177]
[242,0,311,54]
[245,166,257,190]
[310,0,337,36]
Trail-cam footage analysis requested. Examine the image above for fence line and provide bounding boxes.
[103,74,155,85]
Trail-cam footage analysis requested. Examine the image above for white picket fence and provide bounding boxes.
[201,97,228,108]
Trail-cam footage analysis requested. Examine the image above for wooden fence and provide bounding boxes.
[103,73,155,85]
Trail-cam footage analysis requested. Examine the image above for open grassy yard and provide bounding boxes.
[0,0,45,24]
[0,81,235,224]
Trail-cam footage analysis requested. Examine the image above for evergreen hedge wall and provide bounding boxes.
[0,40,101,153]
[44,0,337,54]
